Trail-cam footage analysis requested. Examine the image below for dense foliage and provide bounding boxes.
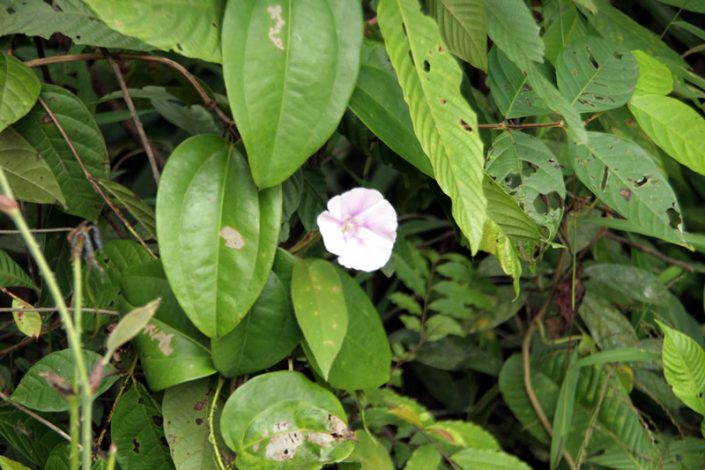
[0,0,704,468]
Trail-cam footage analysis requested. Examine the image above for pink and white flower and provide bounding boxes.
[317,187,398,272]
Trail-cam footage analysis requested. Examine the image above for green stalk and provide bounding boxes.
[72,253,93,470]
[209,376,227,470]
[0,168,92,465]
[69,396,80,470]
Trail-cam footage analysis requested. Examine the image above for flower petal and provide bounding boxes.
[337,228,394,272]
[338,187,384,219]
[317,211,347,256]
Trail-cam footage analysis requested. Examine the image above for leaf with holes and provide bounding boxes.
[14,85,108,220]
[378,0,487,253]
[98,178,156,239]
[222,0,362,188]
[348,40,432,176]
[156,135,282,338]
[220,371,354,469]
[0,52,40,133]
[628,94,705,176]
[659,321,705,416]
[487,131,565,236]
[0,128,65,205]
[0,249,36,290]
[569,131,685,245]
[428,0,487,71]
[632,50,673,96]
[82,0,224,62]
[556,36,637,112]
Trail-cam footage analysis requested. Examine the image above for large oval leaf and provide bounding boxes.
[0,52,40,133]
[487,47,550,119]
[220,371,354,469]
[212,272,300,377]
[156,135,282,338]
[222,0,363,188]
[428,0,487,71]
[82,0,224,62]
[14,85,109,220]
[659,321,705,416]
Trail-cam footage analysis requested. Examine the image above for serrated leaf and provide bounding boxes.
[11,349,118,412]
[628,94,705,176]
[14,85,108,220]
[632,50,673,96]
[156,135,282,338]
[349,41,432,176]
[659,321,705,416]
[97,178,156,239]
[556,36,638,112]
[104,298,160,361]
[222,0,362,188]
[0,0,152,50]
[485,0,543,68]
[0,128,65,205]
[569,131,685,245]
[0,249,36,290]
[0,52,40,133]
[11,298,41,338]
[82,0,224,62]
[452,448,532,470]
[428,0,487,71]
[405,445,441,470]
[378,0,487,253]
[487,47,550,119]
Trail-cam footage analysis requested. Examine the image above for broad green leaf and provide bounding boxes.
[220,371,354,469]
[222,0,363,188]
[304,267,391,390]
[451,448,531,470]
[654,0,705,13]
[485,0,543,69]
[111,383,173,470]
[487,47,550,119]
[97,178,156,239]
[11,349,118,412]
[543,2,587,63]
[43,443,110,470]
[156,135,282,338]
[578,293,638,350]
[0,0,152,50]
[484,177,542,241]
[378,0,487,253]
[427,420,500,450]
[291,259,348,379]
[659,321,705,416]
[487,131,565,235]
[0,410,62,467]
[104,298,160,361]
[569,131,686,245]
[0,52,40,133]
[14,85,109,220]
[11,298,41,338]
[428,0,487,71]
[0,249,36,290]
[0,456,29,470]
[405,445,442,470]
[0,128,64,205]
[556,36,638,112]
[348,41,432,176]
[632,50,673,96]
[478,219,522,295]
[628,94,705,176]
[340,431,394,470]
[163,379,222,470]
[584,263,671,306]
[211,272,301,377]
[82,0,224,62]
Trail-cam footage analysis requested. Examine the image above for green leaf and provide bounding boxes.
[0,249,36,290]
[0,456,30,470]
[82,0,224,62]
[452,448,532,470]
[486,47,550,119]
[220,371,354,469]
[543,2,587,64]
[632,50,673,96]
[427,420,500,450]
[0,410,62,466]
[405,445,442,470]
[378,0,487,253]
[0,128,65,205]
[10,349,118,412]
[653,0,705,13]
[659,321,705,416]
[578,293,638,350]
[111,383,173,469]
[291,259,348,379]
[0,52,40,133]
[340,431,394,470]
[11,298,41,338]
[305,267,391,390]
[162,379,223,470]
[104,298,160,361]
[484,177,542,241]
[222,0,363,188]
[428,0,487,71]
[628,94,705,176]
[485,0,543,68]
[97,178,156,239]
[156,135,282,338]
[569,131,686,245]
[211,272,301,377]
[348,41,432,176]
[556,36,637,112]
[14,85,109,220]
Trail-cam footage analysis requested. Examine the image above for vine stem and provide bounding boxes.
[209,376,227,470]
[0,169,91,465]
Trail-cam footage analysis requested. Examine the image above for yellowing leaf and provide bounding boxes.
[11,299,41,338]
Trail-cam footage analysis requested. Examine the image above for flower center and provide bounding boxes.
[340,218,360,238]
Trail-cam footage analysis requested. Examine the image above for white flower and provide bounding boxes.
[316,187,398,272]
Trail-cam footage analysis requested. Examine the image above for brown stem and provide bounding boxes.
[603,232,695,273]
[0,390,73,442]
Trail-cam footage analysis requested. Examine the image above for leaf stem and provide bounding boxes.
[69,396,80,470]
[209,376,227,470]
